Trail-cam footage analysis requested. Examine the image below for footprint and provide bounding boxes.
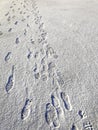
[5,74,14,93]
[5,52,11,62]
[53,53,58,59]
[51,94,63,117]
[12,15,15,19]
[71,124,79,130]
[8,28,12,32]
[21,98,32,120]
[34,72,40,79]
[33,63,37,72]
[78,110,87,119]
[5,66,15,93]
[41,32,47,39]
[34,51,39,58]
[27,15,30,18]
[41,74,48,81]
[7,16,11,22]
[38,37,43,43]
[39,22,44,30]
[27,50,32,59]
[41,63,48,74]
[21,18,26,22]
[20,11,22,14]
[0,31,3,36]
[83,121,94,130]
[14,21,18,25]
[42,40,47,45]
[41,56,46,64]
[18,8,20,10]
[45,108,53,127]
[15,37,19,44]
[24,29,27,36]
[10,6,13,9]
[45,103,60,129]
[40,48,44,55]
[23,5,26,8]
[23,12,26,14]
[34,17,40,23]
[56,71,64,86]
[39,16,42,20]
[30,39,34,44]
[48,62,55,71]
[5,12,9,16]
[35,19,39,24]
[46,46,54,57]
[61,92,72,111]
[27,24,30,28]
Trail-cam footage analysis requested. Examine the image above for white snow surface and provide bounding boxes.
[0,0,98,130]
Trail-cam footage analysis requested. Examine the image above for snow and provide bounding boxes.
[0,0,98,130]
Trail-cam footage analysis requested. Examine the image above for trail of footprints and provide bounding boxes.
[31,0,59,82]
[45,88,94,130]
[45,89,73,129]
[2,0,58,84]
[1,0,95,129]
[3,0,58,122]
[25,2,94,129]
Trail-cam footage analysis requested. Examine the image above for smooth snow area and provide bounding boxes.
[0,0,98,130]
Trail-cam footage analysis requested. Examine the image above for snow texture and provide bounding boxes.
[0,0,98,130]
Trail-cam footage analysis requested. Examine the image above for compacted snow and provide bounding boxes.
[0,0,98,130]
